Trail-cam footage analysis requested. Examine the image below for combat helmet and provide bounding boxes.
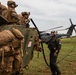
[21,12,30,16]
[7,0,18,8]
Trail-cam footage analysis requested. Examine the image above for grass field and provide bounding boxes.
[24,37,76,75]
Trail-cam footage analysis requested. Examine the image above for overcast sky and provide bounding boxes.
[1,0,76,35]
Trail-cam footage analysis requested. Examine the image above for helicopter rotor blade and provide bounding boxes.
[56,28,68,31]
[69,18,73,25]
[74,28,76,33]
[40,26,63,33]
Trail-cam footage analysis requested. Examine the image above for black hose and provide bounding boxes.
[30,18,50,67]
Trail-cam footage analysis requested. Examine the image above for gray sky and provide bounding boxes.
[1,0,76,35]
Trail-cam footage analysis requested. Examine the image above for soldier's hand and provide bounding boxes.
[54,50,58,56]
[54,52,57,56]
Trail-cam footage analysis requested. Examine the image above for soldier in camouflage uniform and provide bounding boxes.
[0,2,7,15]
[2,0,19,24]
[34,34,42,52]
[0,28,24,75]
[21,12,30,28]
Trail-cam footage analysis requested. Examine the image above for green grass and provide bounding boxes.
[24,37,76,75]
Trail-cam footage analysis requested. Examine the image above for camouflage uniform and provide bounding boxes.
[21,12,30,28]
[18,14,25,25]
[34,35,42,52]
[2,1,19,24]
[0,2,7,15]
[11,28,24,75]
[0,28,24,75]
[12,37,23,75]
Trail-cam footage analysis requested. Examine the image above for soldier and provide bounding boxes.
[0,28,24,75]
[34,35,42,52]
[21,12,30,28]
[46,31,61,75]
[0,2,7,15]
[2,0,19,24]
[11,28,24,75]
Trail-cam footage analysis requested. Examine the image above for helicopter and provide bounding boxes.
[40,19,76,42]
[0,15,40,75]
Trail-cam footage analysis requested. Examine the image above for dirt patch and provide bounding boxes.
[70,61,76,68]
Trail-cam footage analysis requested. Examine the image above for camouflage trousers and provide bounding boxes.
[13,54,23,74]
[0,56,14,75]
[0,54,23,75]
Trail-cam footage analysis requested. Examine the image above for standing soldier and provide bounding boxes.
[0,2,7,15]
[46,31,61,75]
[2,0,19,24]
[21,12,30,28]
